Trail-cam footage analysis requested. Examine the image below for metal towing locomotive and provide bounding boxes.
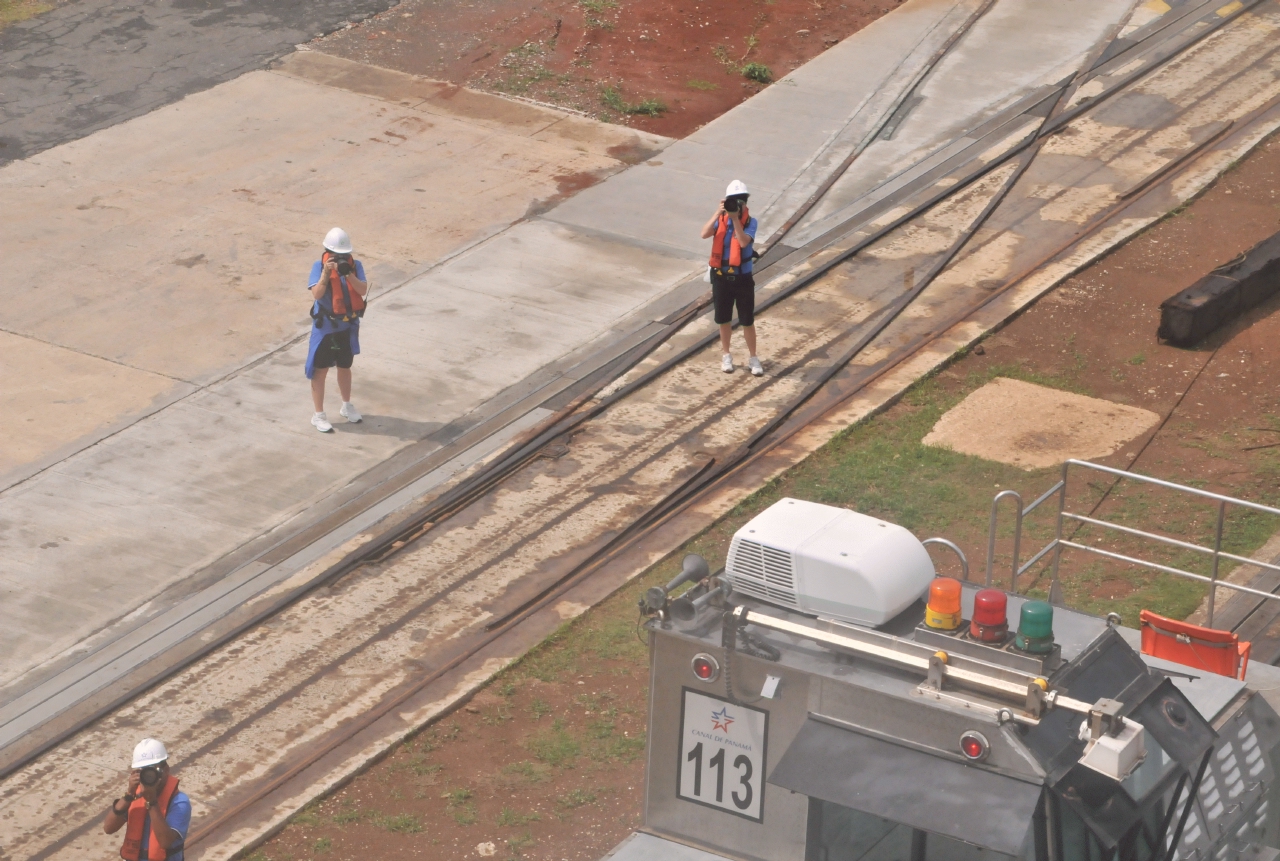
[603,494,1280,861]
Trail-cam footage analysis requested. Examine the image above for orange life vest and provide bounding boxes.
[120,775,179,861]
[708,207,751,271]
[322,251,366,319]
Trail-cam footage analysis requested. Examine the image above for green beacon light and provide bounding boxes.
[1015,601,1055,654]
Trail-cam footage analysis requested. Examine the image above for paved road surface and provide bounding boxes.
[0,0,394,166]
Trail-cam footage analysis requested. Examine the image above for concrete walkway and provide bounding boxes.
[0,0,1139,755]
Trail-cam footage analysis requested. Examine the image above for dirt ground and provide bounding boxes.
[310,0,899,138]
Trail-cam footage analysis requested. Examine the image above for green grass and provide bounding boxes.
[0,0,52,30]
[331,806,364,825]
[442,787,473,805]
[600,86,666,117]
[313,837,332,854]
[497,806,541,827]
[578,0,616,13]
[374,813,423,834]
[741,62,773,84]
[527,719,582,766]
[687,79,718,91]
[557,788,597,809]
[508,831,537,857]
[502,759,552,783]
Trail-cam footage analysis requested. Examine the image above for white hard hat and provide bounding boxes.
[725,180,750,198]
[131,738,169,769]
[323,227,353,254]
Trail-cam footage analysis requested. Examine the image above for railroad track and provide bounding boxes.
[6,1,1280,857]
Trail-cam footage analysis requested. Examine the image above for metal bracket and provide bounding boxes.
[926,652,947,690]
[1027,680,1049,719]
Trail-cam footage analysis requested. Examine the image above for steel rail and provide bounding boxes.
[759,0,1001,253]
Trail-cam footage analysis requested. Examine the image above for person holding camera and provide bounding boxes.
[306,227,368,433]
[700,179,763,376]
[103,738,191,861]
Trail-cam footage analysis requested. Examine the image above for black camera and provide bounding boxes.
[724,195,747,213]
[139,765,162,786]
[336,257,354,276]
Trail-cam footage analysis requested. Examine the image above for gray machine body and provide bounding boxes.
[603,585,1280,861]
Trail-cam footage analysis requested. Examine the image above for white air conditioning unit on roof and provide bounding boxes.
[725,498,935,627]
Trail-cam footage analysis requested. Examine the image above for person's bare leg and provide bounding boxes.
[336,367,353,402]
[744,325,757,357]
[311,368,328,412]
[719,323,733,354]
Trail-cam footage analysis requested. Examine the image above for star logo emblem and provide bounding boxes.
[711,706,734,732]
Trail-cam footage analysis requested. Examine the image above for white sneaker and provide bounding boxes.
[748,356,763,376]
[312,412,334,433]
[340,402,363,423]
[721,353,734,373]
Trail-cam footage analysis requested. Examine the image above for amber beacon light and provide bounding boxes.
[924,577,963,630]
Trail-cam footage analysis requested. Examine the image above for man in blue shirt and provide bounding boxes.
[700,179,763,376]
[306,227,368,433]
[104,738,192,861]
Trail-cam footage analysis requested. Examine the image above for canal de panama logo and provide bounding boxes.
[711,705,734,732]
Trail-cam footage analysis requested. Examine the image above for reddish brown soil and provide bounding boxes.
[255,599,653,861]
[960,136,1280,497]
[312,0,900,138]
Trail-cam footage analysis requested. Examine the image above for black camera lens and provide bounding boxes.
[724,198,739,213]
[140,766,161,786]
[337,260,353,276]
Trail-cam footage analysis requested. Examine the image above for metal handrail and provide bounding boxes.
[986,481,1064,590]
[995,459,1280,628]
[923,537,970,581]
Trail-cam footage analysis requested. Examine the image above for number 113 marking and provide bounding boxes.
[686,741,754,809]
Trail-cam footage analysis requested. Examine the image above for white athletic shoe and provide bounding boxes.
[340,402,363,423]
[748,356,764,377]
[312,412,334,433]
[721,353,734,373]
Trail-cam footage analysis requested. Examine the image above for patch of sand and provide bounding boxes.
[923,377,1160,470]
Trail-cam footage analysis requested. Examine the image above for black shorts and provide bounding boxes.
[313,330,354,370]
[712,272,756,327]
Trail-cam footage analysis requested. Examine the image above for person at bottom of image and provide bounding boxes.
[306,226,368,433]
[103,738,192,861]
[701,179,763,376]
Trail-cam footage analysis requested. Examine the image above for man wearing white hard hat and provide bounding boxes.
[104,738,192,860]
[700,180,763,376]
[305,227,368,433]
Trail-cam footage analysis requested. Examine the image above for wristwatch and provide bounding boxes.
[145,801,154,811]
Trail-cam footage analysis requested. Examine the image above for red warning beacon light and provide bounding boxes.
[959,730,989,762]
[969,589,1009,642]
[924,577,963,631]
[691,653,720,682]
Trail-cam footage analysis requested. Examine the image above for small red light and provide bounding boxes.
[691,654,719,682]
[960,731,989,762]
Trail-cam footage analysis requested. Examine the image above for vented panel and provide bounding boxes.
[1172,696,1279,859]
[727,538,799,607]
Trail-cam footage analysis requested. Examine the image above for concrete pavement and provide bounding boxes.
[0,52,673,699]
[0,0,393,166]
